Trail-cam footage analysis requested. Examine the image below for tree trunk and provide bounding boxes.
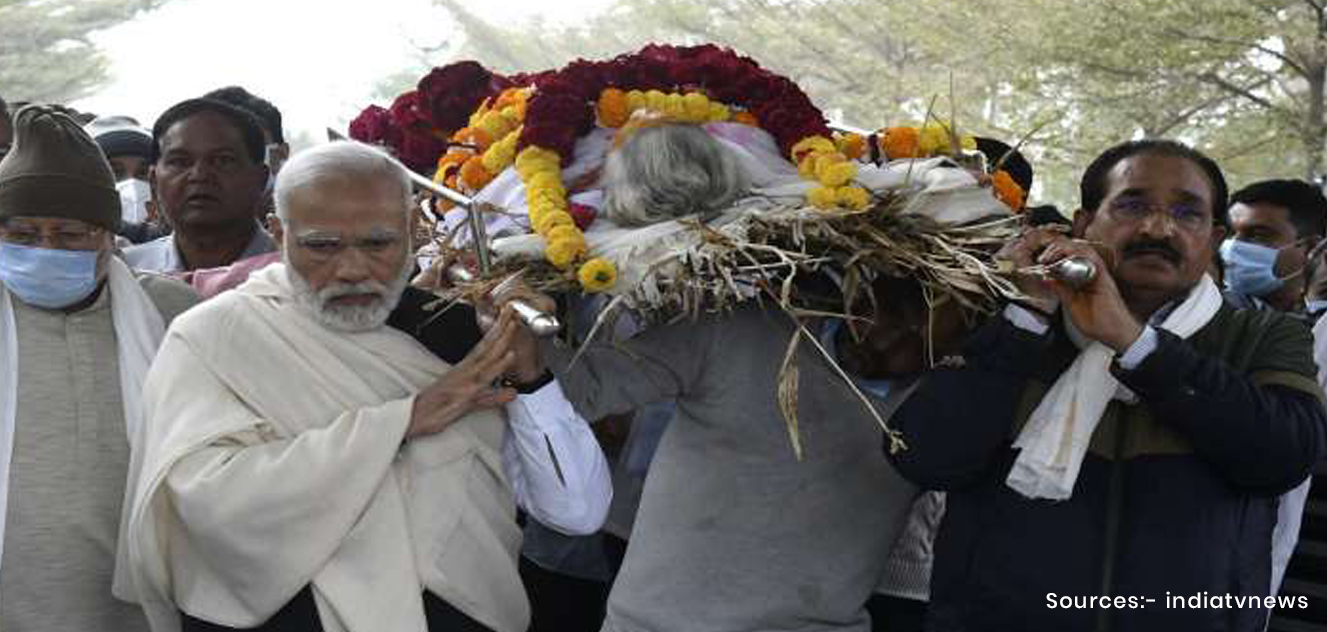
[1304,63,1324,181]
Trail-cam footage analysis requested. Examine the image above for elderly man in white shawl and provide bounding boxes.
[129,140,612,632]
[0,106,198,631]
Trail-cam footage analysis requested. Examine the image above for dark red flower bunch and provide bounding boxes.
[352,43,832,175]
[417,61,511,132]
[348,105,402,153]
[516,43,830,161]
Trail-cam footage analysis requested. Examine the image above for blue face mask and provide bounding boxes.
[1220,239,1291,298]
[0,243,100,309]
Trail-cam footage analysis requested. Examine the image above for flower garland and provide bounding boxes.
[877,123,1026,212]
[353,44,885,292]
[432,87,530,197]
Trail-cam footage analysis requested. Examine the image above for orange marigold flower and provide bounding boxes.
[459,157,494,191]
[732,111,759,127]
[434,150,470,183]
[453,126,493,151]
[835,133,868,160]
[992,170,1026,211]
[880,127,921,160]
[597,88,631,128]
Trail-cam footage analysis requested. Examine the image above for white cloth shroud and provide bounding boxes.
[0,257,167,605]
[1005,274,1222,500]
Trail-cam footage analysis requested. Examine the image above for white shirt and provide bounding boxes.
[503,379,612,535]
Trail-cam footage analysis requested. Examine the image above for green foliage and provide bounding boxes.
[419,0,1327,206]
[0,0,169,104]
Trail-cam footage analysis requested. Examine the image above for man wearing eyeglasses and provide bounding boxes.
[124,98,277,274]
[885,140,1326,632]
[0,105,199,631]
[128,140,610,632]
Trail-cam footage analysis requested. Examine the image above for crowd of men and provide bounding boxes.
[0,82,1324,632]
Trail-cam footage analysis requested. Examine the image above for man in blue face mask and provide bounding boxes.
[1222,179,1327,313]
[0,104,199,630]
[1223,179,1327,624]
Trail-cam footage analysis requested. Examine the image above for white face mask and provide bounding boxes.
[116,178,152,225]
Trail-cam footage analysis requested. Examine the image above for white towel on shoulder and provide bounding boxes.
[1006,274,1222,500]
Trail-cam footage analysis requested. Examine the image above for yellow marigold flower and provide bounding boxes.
[798,153,821,179]
[546,224,586,249]
[880,127,920,160]
[626,90,646,113]
[533,210,574,236]
[991,169,1026,211]
[808,186,838,210]
[683,92,711,122]
[835,133,867,160]
[817,159,857,188]
[791,136,836,162]
[597,88,631,128]
[835,186,871,210]
[733,111,759,126]
[481,135,518,173]
[917,123,966,156]
[664,93,686,119]
[459,157,494,192]
[708,102,731,122]
[645,90,668,113]
[515,147,560,177]
[961,134,977,151]
[527,171,565,194]
[545,236,586,268]
[578,258,617,292]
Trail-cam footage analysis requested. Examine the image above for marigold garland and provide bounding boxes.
[876,123,1025,212]
[355,44,895,290]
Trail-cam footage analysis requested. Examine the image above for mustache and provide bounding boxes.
[1121,239,1182,264]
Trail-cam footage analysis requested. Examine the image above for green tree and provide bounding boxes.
[0,0,171,104]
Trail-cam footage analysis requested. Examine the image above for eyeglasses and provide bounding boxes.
[294,231,405,261]
[1106,196,1211,231]
[0,224,105,250]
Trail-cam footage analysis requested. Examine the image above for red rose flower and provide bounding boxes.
[397,129,446,176]
[389,91,430,133]
[417,61,509,133]
[521,91,594,161]
[349,105,403,151]
[548,59,608,101]
[569,203,597,230]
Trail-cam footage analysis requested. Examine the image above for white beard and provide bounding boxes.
[286,256,413,333]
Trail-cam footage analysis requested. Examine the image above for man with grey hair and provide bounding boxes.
[602,122,748,226]
[128,140,611,632]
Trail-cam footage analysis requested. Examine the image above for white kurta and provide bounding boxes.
[129,264,596,632]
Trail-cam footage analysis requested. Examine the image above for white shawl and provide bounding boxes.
[128,264,527,632]
[0,257,165,605]
[1006,274,1222,500]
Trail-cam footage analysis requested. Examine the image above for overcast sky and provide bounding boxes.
[76,0,615,143]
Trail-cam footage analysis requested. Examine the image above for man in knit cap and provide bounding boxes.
[0,104,198,631]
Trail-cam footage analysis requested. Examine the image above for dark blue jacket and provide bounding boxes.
[888,304,1326,632]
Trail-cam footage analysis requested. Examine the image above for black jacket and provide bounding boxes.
[888,303,1326,632]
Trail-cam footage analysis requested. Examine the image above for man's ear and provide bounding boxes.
[1070,207,1092,238]
[1210,224,1228,252]
[269,214,284,250]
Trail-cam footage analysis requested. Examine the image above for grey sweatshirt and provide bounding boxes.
[542,305,919,632]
